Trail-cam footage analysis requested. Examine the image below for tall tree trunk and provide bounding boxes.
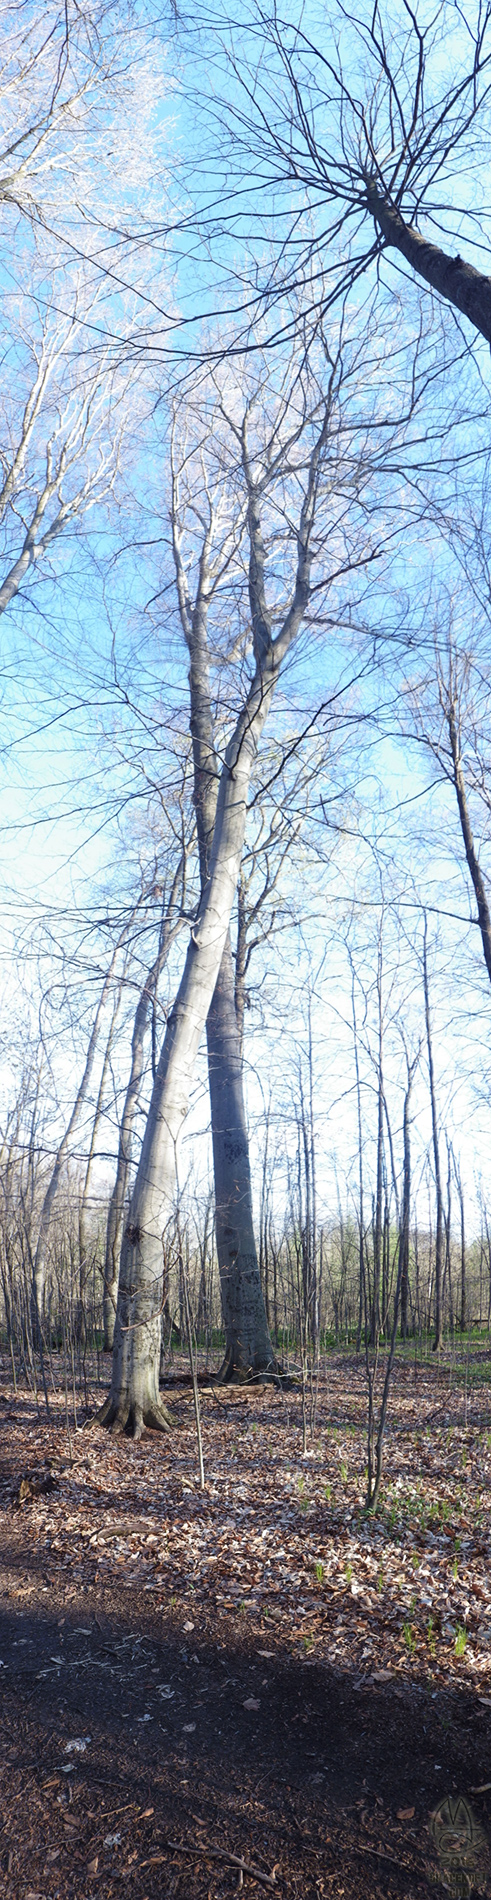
[365,183,491,349]
[423,921,444,1352]
[454,1156,466,1332]
[171,445,275,1381]
[444,686,491,985]
[99,385,330,1435]
[400,1052,418,1341]
[103,864,185,1350]
[207,932,274,1379]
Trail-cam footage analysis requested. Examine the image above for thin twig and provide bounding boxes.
[166,1838,278,1887]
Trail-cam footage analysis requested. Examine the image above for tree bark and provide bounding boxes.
[445,695,491,985]
[207,932,274,1379]
[400,1055,417,1341]
[103,866,185,1350]
[171,436,275,1380]
[365,182,491,349]
[423,921,444,1353]
[100,388,329,1434]
[99,733,268,1436]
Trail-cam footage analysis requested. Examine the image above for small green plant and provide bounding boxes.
[315,1562,324,1584]
[403,1621,416,1655]
[324,1483,332,1502]
[298,1475,305,1493]
[410,1551,420,1570]
[303,1634,314,1653]
[377,1568,384,1594]
[452,1555,458,1582]
[345,1562,352,1585]
[455,1625,467,1658]
[299,1497,310,1514]
[340,1461,348,1483]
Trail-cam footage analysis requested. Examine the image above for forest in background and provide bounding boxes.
[2,0,491,1442]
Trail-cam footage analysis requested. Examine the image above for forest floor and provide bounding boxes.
[1,1351,491,1900]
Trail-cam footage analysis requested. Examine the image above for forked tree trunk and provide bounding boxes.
[99,388,329,1434]
[207,932,274,1379]
[171,443,275,1382]
[99,811,263,1433]
[99,662,278,1435]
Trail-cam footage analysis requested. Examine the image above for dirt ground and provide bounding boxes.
[1,1354,491,1899]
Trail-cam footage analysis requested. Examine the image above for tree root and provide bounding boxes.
[92,1394,173,1438]
[216,1349,282,1388]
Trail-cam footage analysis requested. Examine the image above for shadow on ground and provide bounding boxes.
[1,1571,490,1899]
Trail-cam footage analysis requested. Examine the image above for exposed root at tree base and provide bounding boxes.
[92,1395,173,1438]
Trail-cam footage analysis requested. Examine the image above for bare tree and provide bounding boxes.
[170,402,275,1381]
[0,285,141,617]
[403,631,491,988]
[100,329,378,1437]
[195,3,491,352]
[422,915,444,1352]
[103,850,188,1350]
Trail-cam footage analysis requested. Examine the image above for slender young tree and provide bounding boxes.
[422,917,444,1352]
[103,853,187,1349]
[399,1045,419,1340]
[405,634,491,987]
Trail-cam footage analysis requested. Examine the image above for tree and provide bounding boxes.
[170,398,275,1381]
[100,330,378,1436]
[103,848,188,1350]
[195,3,491,353]
[0,281,141,619]
[403,630,491,989]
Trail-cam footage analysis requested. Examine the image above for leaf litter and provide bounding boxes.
[1,1352,491,1896]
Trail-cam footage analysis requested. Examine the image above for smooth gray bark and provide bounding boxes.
[171,444,275,1380]
[400,1054,418,1341]
[365,182,491,349]
[423,922,444,1353]
[103,864,185,1350]
[207,932,274,1377]
[100,394,329,1435]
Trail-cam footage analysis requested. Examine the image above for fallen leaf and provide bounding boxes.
[87,1857,99,1875]
[182,1722,196,1732]
[243,1697,261,1711]
[397,1807,415,1821]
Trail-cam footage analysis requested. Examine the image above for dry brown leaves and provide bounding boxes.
[1,1351,490,1696]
